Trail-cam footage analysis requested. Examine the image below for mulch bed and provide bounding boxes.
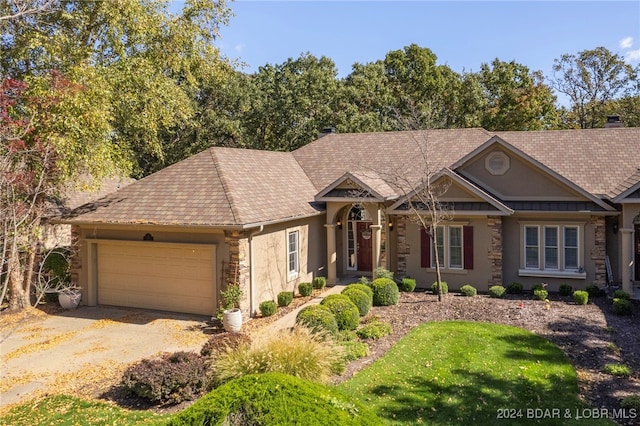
[333,291,640,424]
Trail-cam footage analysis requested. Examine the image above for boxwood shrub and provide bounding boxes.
[346,283,373,299]
[533,289,548,301]
[320,294,360,330]
[586,284,602,298]
[341,287,372,317]
[277,291,294,307]
[371,278,399,306]
[259,300,277,317]
[121,351,210,405]
[488,285,506,299]
[399,277,416,292]
[298,282,313,297]
[613,289,631,300]
[558,284,573,296]
[613,298,633,316]
[459,284,477,297]
[296,305,338,335]
[573,290,589,305]
[312,276,327,290]
[431,281,448,295]
[506,282,523,294]
[167,373,384,426]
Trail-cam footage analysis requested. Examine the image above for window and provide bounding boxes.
[288,230,299,277]
[421,225,472,270]
[521,224,583,277]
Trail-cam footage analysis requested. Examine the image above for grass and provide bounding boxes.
[337,321,612,425]
[0,394,167,426]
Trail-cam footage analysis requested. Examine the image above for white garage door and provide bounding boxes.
[97,241,216,315]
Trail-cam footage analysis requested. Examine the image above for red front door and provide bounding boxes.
[357,222,373,272]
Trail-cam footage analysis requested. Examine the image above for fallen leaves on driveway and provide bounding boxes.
[2,331,79,362]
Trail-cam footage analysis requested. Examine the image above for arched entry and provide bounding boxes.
[347,205,372,272]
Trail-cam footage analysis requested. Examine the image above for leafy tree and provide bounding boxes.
[478,59,558,130]
[550,47,638,129]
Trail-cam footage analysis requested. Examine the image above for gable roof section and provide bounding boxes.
[612,169,640,203]
[388,168,514,216]
[62,148,322,227]
[315,171,398,202]
[452,135,616,212]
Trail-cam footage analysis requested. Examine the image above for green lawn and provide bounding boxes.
[1,321,613,426]
[337,321,612,425]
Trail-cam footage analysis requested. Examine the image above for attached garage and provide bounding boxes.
[92,240,217,316]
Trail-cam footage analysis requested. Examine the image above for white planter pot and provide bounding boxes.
[223,308,243,332]
[58,290,81,309]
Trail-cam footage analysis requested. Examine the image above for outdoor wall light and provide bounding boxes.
[336,220,343,230]
[613,222,619,234]
[143,233,154,241]
[388,221,394,231]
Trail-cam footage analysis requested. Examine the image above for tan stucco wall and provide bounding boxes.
[403,217,494,291]
[461,147,581,200]
[250,216,326,308]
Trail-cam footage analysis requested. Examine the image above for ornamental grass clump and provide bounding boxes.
[459,284,477,297]
[320,294,360,330]
[488,285,506,299]
[200,332,251,358]
[371,278,399,306]
[573,290,589,305]
[212,326,345,385]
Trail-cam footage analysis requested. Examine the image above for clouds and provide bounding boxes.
[620,36,640,63]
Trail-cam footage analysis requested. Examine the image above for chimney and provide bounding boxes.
[604,115,624,128]
[318,126,336,138]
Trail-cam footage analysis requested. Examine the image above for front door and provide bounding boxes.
[357,222,373,272]
[635,225,640,280]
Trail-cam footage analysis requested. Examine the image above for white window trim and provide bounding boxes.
[519,222,585,279]
[287,229,300,280]
[430,225,464,271]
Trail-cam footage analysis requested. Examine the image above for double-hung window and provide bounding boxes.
[421,225,472,270]
[521,224,583,277]
[287,230,299,278]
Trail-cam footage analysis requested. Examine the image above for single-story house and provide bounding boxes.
[58,124,640,318]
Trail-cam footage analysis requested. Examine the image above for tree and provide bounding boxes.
[478,59,558,130]
[0,0,56,22]
[550,47,638,129]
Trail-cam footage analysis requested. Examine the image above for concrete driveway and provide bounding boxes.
[0,305,211,408]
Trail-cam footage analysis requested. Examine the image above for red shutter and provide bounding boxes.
[463,225,474,270]
[421,227,431,268]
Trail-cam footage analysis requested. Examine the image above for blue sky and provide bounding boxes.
[194,0,640,81]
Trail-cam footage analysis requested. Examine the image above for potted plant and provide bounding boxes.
[58,286,82,309]
[221,283,243,332]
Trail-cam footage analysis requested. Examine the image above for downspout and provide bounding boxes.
[248,225,264,316]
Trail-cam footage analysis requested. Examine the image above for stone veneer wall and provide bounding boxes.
[590,215,606,286]
[487,217,503,286]
[223,230,251,314]
[395,215,409,278]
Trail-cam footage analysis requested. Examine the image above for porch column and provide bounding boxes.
[325,224,337,285]
[371,207,382,276]
[621,228,634,294]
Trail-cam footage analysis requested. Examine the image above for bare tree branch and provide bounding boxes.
[0,0,56,21]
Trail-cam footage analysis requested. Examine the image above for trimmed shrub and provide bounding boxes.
[345,283,374,299]
[603,363,632,378]
[586,284,602,298]
[621,395,640,412]
[168,373,384,426]
[356,319,392,340]
[320,294,360,330]
[296,305,338,335]
[374,267,394,280]
[533,289,548,301]
[506,282,523,294]
[357,276,371,285]
[212,327,346,384]
[121,351,210,404]
[431,281,449,295]
[298,282,313,297]
[531,283,545,292]
[488,285,506,299]
[371,278,399,306]
[341,287,372,317]
[277,291,294,307]
[340,340,370,361]
[200,332,251,358]
[613,289,631,300]
[312,276,327,290]
[558,284,573,296]
[613,298,633,316]
[459,284,477,297]
[259,300,277,317]
[573,290,589,305]
[399,277,416,292]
